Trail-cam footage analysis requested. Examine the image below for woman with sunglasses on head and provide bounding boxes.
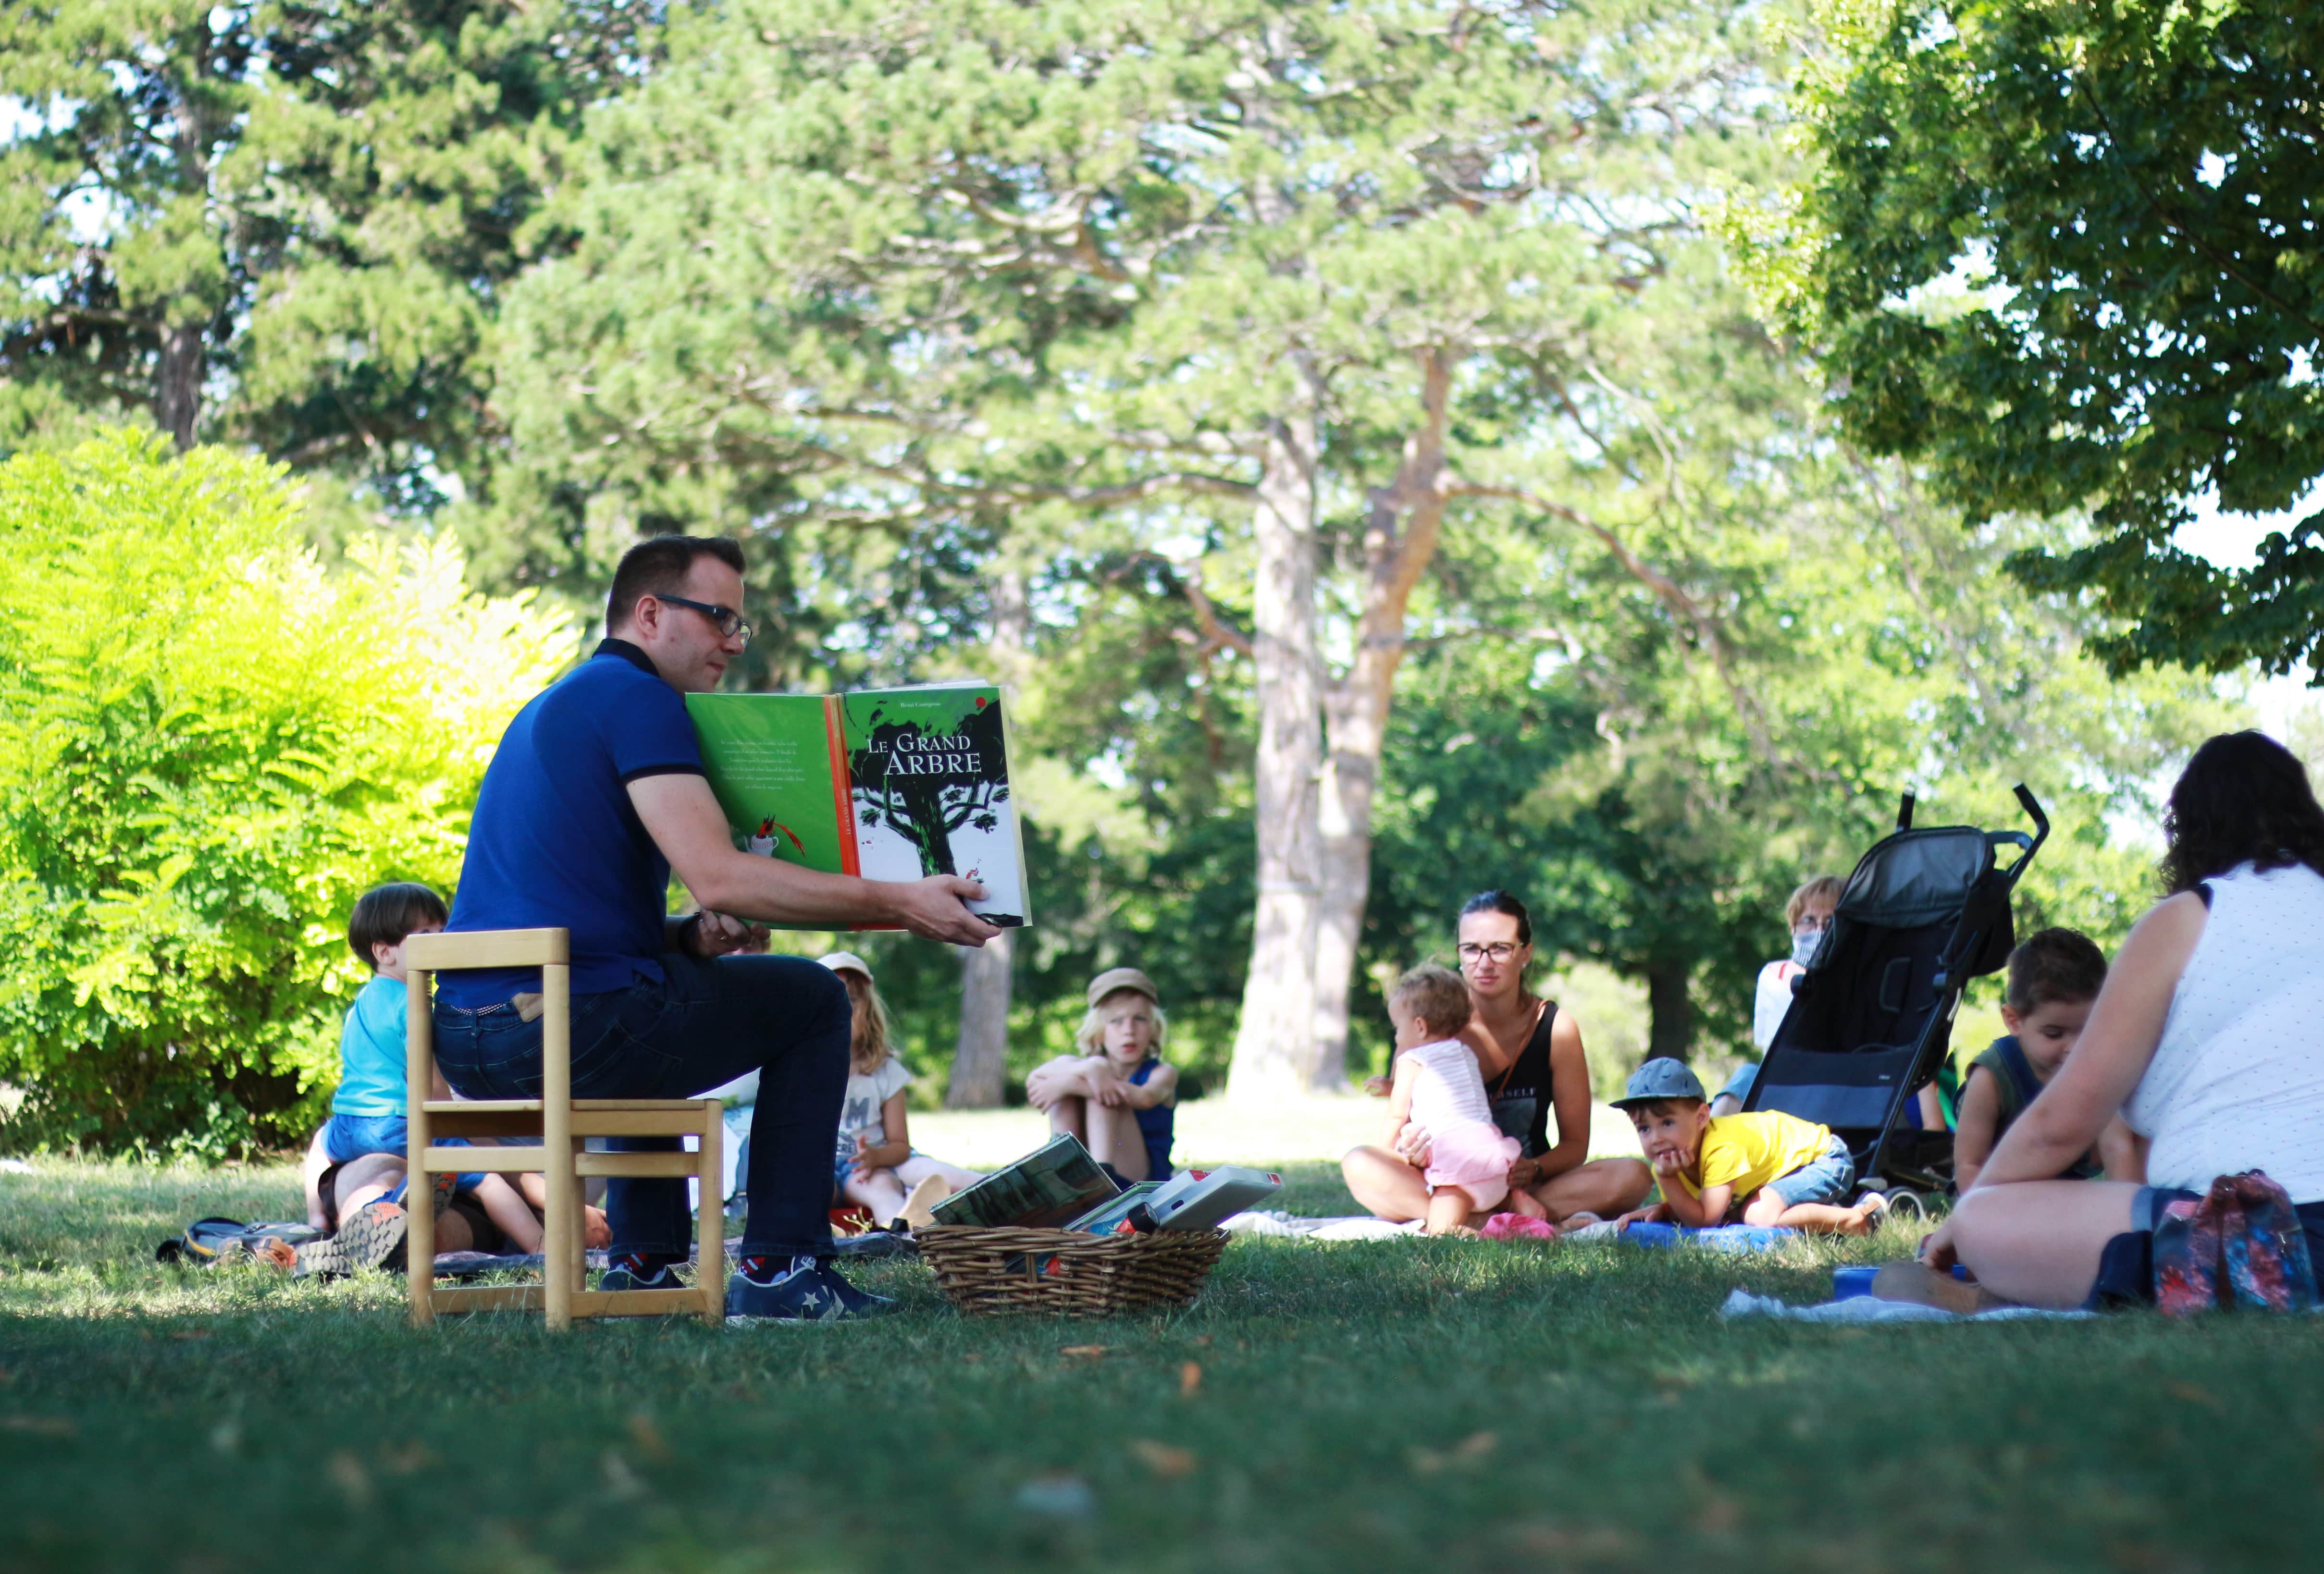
[1341,891,1654,1227]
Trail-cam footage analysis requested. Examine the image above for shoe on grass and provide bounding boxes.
[600,1253,685,1292]
[339,1200,409,1274]
[725,1256,896,1322]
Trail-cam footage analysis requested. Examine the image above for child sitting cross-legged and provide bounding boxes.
[1953,926,2135,1191]
[1613,1057,1886,1236]
[1383,964,1549,1235]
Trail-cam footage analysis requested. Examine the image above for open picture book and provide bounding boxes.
[685,682,1029,927]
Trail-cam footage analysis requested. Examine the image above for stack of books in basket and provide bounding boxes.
[915,1136,1278,1316]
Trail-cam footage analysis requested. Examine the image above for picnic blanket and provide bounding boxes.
[1563,1220,1799,1254]
[1718,1288,2091,1323]
[1224,1210,1423,1242]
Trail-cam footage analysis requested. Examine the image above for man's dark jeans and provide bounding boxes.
[430,953,850,1259]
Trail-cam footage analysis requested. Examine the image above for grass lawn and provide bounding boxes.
[4,1138,2322,1574]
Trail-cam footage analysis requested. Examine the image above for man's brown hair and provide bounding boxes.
[605,535,747,633]
[2005,926,2107,1015]
[1390,964,1472,1039]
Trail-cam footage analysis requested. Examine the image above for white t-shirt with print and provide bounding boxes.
[835,1056,913,1168]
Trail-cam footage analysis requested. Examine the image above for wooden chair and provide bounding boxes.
[402,927,724,1329]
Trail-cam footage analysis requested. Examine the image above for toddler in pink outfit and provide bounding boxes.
[1382,964,1547,1234]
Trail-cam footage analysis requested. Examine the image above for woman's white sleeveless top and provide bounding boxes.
[2126,861,2324,1201]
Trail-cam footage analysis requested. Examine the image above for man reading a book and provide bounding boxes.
[433,535,999,1322]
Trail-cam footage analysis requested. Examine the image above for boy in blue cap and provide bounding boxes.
[1611,1058,1886,1236]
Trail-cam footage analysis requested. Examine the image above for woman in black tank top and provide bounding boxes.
[1342,892,1653,1226]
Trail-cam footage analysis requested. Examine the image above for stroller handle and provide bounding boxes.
[1994,783,2049,882]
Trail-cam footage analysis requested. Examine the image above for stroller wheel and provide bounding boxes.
[1879,1190,1929,1223]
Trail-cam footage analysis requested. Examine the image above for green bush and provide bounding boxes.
[0,431,576,1156]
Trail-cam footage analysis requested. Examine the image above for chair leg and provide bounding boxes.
[539,1137,578,1330]
[698,1110,725,1326]
[407,1160,436,1327]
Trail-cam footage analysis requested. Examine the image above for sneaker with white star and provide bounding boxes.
[724,1254,896,1322]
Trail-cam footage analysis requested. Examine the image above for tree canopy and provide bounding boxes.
[1755,0,2324,678]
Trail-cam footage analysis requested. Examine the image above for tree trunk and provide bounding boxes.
[947,929,1014,1108]
[1225,376,1325,1102]
[947,568,1028,1107]
[156,321,204,450]
[1311,350,1454,1089]
[1645,956,1696,1064]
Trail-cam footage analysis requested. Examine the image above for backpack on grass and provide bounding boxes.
[155,1217,325,1267]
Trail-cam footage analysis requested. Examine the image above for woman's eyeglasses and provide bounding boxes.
[1456,942,1524,964]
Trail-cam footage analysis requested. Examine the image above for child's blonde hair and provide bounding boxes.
[833,967,896,1076]
[1075,989,1168,1057]
[1389,964,1471,1040]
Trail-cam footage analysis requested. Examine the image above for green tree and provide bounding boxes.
[495,0,1800,1095]
[0,2,644,528]
[0,430,574,1156]
[1749,0,2324,679]
[1359,457,2233,1074]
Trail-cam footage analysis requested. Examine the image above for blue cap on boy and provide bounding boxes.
[1610,1057,1708,1109]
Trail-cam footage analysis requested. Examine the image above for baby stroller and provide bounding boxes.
[1741,785,2048,1209]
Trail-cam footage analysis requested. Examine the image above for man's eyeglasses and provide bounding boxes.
[1457,942,1525,965]
[656,594,753,645]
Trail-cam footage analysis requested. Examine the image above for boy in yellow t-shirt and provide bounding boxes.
[1611,1058,1886,1236]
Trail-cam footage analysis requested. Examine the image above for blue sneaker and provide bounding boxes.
[600,1253,684,1292]
[725,1256,896,1322]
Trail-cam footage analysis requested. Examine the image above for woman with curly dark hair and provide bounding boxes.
[1922,731,2324,1307]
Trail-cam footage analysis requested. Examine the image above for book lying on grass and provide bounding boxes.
[684,682,1029,927]
[1144,1167,1282,1232]
[928,1135,1119,1230]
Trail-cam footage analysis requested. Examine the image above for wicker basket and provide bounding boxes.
[914,1225,1229,1316]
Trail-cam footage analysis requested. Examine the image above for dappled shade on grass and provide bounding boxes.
[3,1159,2323,1572]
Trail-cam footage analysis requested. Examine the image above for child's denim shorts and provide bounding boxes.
[324,1113,482,1195]
[1763,1133,1856,1207]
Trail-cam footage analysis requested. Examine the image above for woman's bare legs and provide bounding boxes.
[1524,1157,1653,1223]
[1949,1180,2141,1309]
[1342,1145,1431,1222]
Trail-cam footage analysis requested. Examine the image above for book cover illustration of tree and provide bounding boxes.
[843,688,1028,926]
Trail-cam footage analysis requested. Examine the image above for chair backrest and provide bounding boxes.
[403,928,573,1112]
[404,928,569,972]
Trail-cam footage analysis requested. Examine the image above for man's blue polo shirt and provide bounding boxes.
[439,639,703,1006]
